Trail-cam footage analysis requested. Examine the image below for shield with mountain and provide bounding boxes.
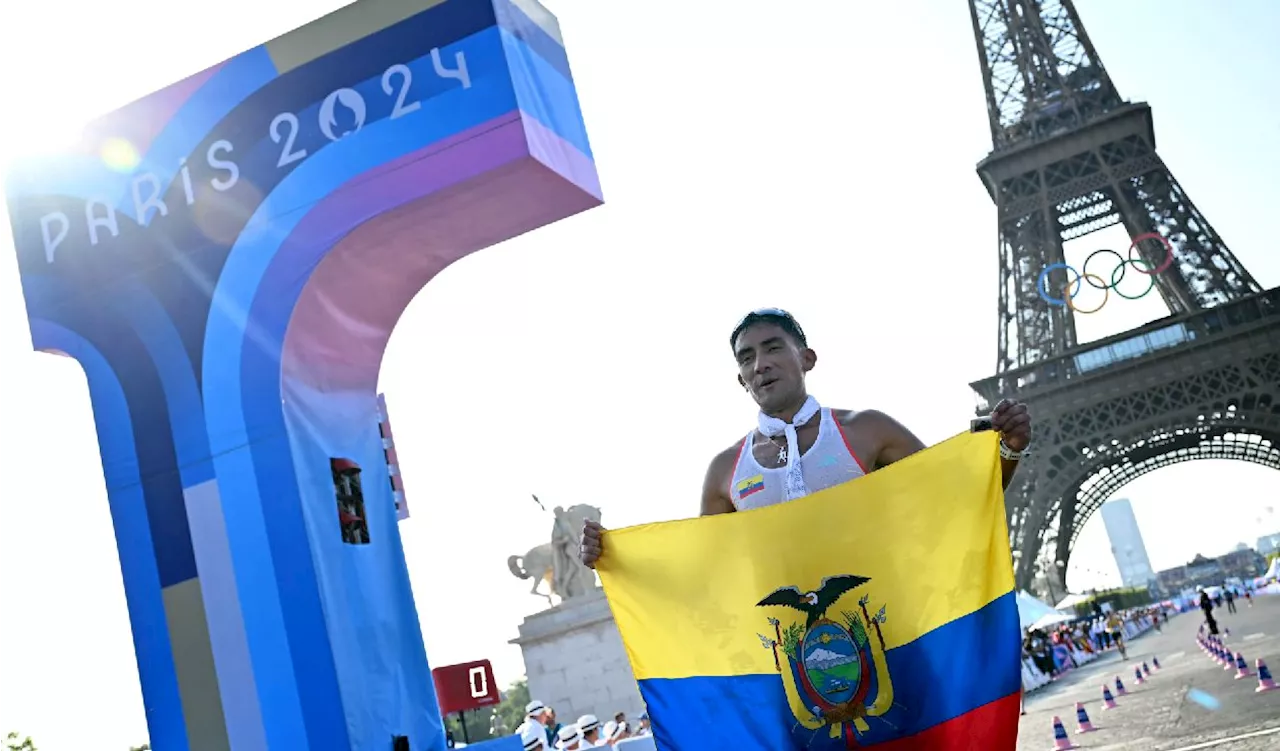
[756,574,893,748]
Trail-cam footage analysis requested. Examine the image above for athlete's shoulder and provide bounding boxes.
[832,407,896,428]
[710,436,748,470]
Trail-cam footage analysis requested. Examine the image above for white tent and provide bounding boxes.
[1053,592,1091,611]
[1265,557,1280,582]
[1016,590,1060,630]
[1029,611,1076,631]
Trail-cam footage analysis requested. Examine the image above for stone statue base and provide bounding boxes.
[510,589,644,723]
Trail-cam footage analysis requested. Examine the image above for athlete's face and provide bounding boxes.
[733,322,815,412]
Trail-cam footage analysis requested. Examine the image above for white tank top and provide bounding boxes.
[728,408,868,511]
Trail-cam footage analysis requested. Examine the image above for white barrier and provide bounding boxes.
[1021,657,1051,691]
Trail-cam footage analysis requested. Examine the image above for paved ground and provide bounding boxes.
[1016,596,1280,751]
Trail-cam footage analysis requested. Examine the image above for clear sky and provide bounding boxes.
[1,0,1278,747]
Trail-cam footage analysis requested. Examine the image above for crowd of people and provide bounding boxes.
[1022,580,1263,690]
[517,700,651,749]
[1023,606,1168,682]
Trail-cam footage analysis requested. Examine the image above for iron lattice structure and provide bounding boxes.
[966,0,1280,591]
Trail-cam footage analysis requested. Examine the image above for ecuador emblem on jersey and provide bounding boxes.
[756,574,892,746]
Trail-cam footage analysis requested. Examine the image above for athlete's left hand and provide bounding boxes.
[991,398,1031,452]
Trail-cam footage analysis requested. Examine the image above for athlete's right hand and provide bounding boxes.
[580,519,605,568]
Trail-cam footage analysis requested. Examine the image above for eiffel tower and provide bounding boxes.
[965,0,1280,594]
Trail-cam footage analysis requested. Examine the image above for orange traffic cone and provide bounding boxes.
[1101,685,1118,710]
[1114,676,1127,695]
[1234,652,1252,679]
[1257,659,1278,693]
[1074,702,1096,733]
[1133,666,1146,685]
[1050,716,1077,750]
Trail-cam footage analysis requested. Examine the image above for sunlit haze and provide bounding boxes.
[1,1,1278,747]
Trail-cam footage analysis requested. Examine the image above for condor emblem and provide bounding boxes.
[756,574,893,746]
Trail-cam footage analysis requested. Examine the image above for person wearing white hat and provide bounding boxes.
[520,721,549,751]
[575,715,606,747]
[518,700,552,749]
[555,723,583,750]
[525,700,550,722]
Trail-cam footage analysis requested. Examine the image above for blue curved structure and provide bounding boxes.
[4,1,601,748]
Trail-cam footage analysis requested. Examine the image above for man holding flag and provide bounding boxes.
[579,308,1034,750]
[579,307,1031,564]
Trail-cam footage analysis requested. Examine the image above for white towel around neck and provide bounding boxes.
[757,395,821,501]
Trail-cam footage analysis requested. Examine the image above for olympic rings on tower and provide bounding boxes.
[1035,232,1173,314]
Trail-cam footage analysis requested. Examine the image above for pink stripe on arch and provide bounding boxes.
[247,111,532,342]
[303,110,525,201]
[268,120,600,394]
[244,111,600,385]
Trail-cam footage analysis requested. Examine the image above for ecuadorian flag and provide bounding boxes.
[597,431,1020,749]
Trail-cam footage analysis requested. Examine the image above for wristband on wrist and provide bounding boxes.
[999,439,1028,461]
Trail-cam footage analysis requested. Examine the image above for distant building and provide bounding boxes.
[1155,550,1267,593]
[1102,498,1156,588]
[1257,533,1280,556]
[1157,554,1222,593]
[1218,548,1267,581]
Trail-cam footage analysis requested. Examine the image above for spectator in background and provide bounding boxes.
[555,724,583,750]
[1224,587,1237,614]
[634,713,651,736]
[606,713,633,743]
[1024,629,1055,678]
[520,700,552,749]
[1089,618,1104,652]
[1199,589,1219,635]
[602,720,633,745]
[545,707,564,746]
[520,721,549,751]
[576,715,606,747]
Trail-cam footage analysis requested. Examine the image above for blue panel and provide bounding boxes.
[25,276,197,588]
[29,320,190,751]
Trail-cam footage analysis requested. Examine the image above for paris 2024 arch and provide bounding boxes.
[3,0,602,749]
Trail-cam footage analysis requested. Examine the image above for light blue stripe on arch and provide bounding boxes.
[497,18,593,159]
[30,319,190,751]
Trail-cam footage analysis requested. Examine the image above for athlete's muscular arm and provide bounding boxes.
[846,408,1023,489]
[700,444,740,516]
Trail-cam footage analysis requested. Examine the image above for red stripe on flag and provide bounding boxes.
[867,692,1020,749]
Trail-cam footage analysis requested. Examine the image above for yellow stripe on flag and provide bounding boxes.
[597,431,1013,681]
